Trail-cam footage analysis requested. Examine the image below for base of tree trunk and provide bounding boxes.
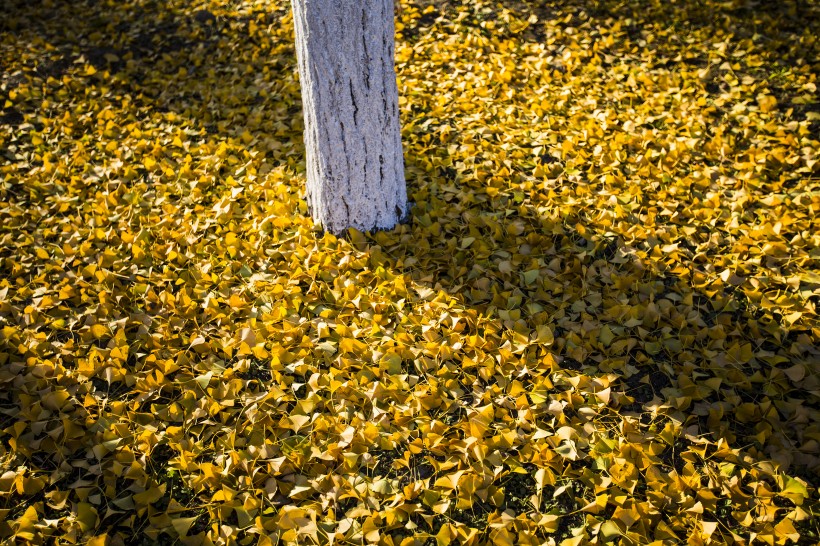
[292,0,408,234]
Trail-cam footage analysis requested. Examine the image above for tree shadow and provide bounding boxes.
[377,153,820,485]
[346,153,819,546]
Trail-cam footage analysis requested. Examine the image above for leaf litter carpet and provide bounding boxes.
[0,0,818,544]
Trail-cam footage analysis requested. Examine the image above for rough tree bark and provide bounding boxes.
[291,0,408,234]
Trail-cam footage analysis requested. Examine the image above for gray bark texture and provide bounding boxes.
[291,0,408,234]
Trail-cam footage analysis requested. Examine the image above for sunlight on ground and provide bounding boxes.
[0,0,818,544]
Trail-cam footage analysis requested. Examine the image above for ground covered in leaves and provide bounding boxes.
[1,0,819,544]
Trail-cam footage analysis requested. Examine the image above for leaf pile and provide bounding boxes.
[1,0,818,544]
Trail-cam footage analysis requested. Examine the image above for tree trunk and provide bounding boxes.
[291,0,408,234]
